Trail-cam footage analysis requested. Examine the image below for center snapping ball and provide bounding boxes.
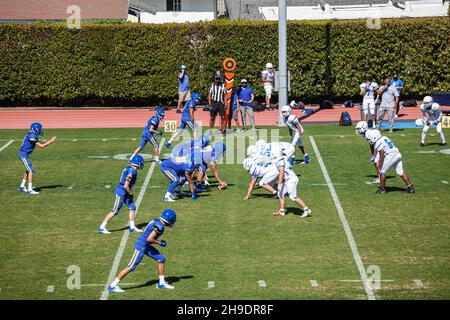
[218,182,228,190]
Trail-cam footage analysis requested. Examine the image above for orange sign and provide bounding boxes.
[223,58,236,128]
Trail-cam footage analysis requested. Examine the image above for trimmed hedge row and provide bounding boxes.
[0,17,448,105]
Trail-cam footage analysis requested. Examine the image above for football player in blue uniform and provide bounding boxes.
[108,209,177,292]
[130,108,165,164]
[170,135,210,161]
[98,155,145,234]
[160,156,199,202]
[196,142,228,191]
[18,122,57,195]
[165,92,201,149]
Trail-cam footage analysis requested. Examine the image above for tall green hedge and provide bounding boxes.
[0,17,448,105]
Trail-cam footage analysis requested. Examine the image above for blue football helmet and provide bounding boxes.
[200,135,210,148]
[191,92,201,104]
[161,209,176,227]
[156,108,165,120]
[129,155,145,169]
[30,122,43,135]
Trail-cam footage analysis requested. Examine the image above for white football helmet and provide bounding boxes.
[266,63,273,69]
[243,158,254,171]
[415,118,423,127]
[246,145,257,157]
[355,121,368,135]
[423,96,433,108]
[281,105,292,117]
[431,102,440,112]
[289,100,298,108]
[255,139,266,151]
[365,129,382,145]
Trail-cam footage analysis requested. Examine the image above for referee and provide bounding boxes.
[208,76,227,134]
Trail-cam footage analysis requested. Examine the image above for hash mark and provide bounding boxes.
[310,280,318,287]
[208,281,215,288]
[258,280,267,288]
[414,279,424,288]
[47,285,54,293]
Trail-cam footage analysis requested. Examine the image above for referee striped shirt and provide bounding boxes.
[209,83,226,103]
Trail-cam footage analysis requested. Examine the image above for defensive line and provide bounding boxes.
[99,138,165,300]
[309,136,376,300]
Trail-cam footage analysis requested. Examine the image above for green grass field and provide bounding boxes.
[0,125,449,300]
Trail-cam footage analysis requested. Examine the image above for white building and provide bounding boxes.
[128,0,225,23]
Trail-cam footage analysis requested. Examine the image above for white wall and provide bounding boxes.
[150,0,215,12]
[140,11,215,23]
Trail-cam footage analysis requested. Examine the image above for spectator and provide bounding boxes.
[208,76,227,134]
[261,63,275,110]
[177,65,190,114]
[390,72,404,118]
[230,91,241,132]
[376,78,399,133]
[237,79,256,131]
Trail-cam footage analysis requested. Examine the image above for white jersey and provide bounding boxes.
[420,102,442,122]
[360,82,378,100]
[283,115,302,134]
[248,162,275,179]
[274,156,297,183]
[261,70,274,86]
[374,136,400,159]
[252,149,272,165]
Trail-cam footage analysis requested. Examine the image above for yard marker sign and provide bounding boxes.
[223,57,236,130]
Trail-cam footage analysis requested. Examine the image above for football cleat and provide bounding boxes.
[98,227,111,234]
[420,143,425,147]
[154,159,162,164]
[157,282,174,289]
[163,196,175,202]
[129,227,143,233]
[27,189,40,195]
[165,142,172,149]
[108,285,124,293]
[272,211,286,217]
[406,185,415,193]
[272,193,279,199]
[375,187,387,194]
[301,208,312,218]
[300,154,310,165]
[443,142,447,147]
[18,186,27,193]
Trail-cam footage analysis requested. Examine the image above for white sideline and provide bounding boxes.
[309,136,376,300]
[0,140,14,152]
[99,138,165,300]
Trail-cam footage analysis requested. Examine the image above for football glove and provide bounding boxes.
[160,240,167,247]
[158,130,163,136]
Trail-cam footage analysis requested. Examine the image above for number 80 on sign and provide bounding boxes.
[164,120,177,132]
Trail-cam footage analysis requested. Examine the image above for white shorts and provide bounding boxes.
[380,152,404,176]
[279,176,299,201]
[258,168,279,187]
[362,99,376,116]
[264,85,273,99]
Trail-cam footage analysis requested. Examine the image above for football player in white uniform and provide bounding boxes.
[420,96,447,147]
[365,130,414,194]
[281,105,310,165]
[355,121,381,182]
[359,77,379,127]
[243,157,278,200]
[272,154,311,217]
[261,63,275,110]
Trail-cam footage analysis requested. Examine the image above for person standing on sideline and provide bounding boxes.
[208,76,227,135]
[359,77,379,127]
[177,65,190,114]
[237,79,256,131]
[376,78,399,133]
[261,63,275,110]
[390,72,404,118]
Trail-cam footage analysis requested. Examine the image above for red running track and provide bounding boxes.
[0,106,426,129]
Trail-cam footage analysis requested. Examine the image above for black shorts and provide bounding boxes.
[210,102,225,117]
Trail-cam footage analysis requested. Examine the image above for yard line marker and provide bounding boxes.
[100,138,165,301]
[47,285,54,293]
[310,280,319,287]
[207,281,215,288]
[0,140,14,152]
[68,184,74,190]
[105,184,111,189]
[312,183,347,186]
[258,280,267,288]
[365,182,372,185]
[340,279,393,282]
[87,156,110,159]
[441,180,448,185]
[414,279,424,288]
[309,136,375,300]
[73,139,78,142]
[82,282,138,287]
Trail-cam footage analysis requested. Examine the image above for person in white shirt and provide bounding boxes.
[261,63,275,110]
[365,130,414,194]
[359,77,379,127]
[281,105,310,164]
[243,157,278,200]
[420,96,447,147]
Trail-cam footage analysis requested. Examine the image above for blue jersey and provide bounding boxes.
[142,116,160,137]
[19,132,39,155]
[115,166,137,195]
[135,219,165,249]
[162,158,197,175]
[237,86,254,107]
[182,100,196,120]
[171,140,203,164]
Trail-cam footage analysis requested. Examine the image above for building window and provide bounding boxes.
[166,0,182,11]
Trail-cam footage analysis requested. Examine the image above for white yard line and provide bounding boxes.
[257,280,267,288]
[207,281,215,288]
[0,140,14,152]
[309,136,376,300]
[99,138,165,300]
[310,280,319,287]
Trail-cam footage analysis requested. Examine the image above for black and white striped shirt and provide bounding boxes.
[209,83,226,103]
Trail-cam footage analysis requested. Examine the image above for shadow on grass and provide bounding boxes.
[125,275,194,290]
[109,222,148,233]
[290,207,312,217]
[35,184,63,191]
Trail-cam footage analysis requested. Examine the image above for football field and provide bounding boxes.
[0,125,449,300]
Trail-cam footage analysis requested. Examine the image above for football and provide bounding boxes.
[218,182,228,190]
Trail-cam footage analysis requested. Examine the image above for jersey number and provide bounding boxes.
[384,138,394,149]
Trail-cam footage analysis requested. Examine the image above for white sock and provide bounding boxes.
[165,192,172,198]
[154,156,159,161]
[20,179,26,187]
[304,207,309,211]
[159,275,165,285]
[280,208,286,213]
[111,277,120,287]
[272,191,277,194]
[28,183,33,190]
[129,220,135,229]
[100,221,107,229]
